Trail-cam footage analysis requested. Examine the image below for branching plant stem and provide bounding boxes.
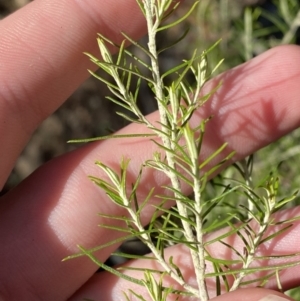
[143,1,208,300]
[65,2,300,301]
[230,184,276,290]
[120,179,200,296]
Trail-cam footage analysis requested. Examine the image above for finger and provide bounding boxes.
[1,45,300,300]
[0,0,147,187]
[68,208,300,301]
[209,289,294,301]
[71,280,294,301]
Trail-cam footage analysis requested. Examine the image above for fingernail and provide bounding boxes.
[259,295,290,301]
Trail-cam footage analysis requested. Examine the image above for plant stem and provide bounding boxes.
[281,8,300,44]
[143,1,209,300]
[230,190,275,291]
[190,134,209,301]
[124,195,200,296]
[240,158,254,219]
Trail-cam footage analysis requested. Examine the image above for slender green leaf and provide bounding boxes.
[158,27,190,54]
[258,224,293,245]
[157,2,199,31]
[78,246,144,285]
[68,133,156,144]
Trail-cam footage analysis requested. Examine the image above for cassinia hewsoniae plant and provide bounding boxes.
[65,1,300,301]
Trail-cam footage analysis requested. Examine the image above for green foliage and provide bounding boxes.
[64,1,300,300]
[193,0,300,71]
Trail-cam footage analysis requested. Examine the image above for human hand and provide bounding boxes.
[1,1,300,301]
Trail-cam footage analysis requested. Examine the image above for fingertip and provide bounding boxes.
[210,288,293,301]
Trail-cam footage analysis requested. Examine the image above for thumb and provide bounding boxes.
[211,288,294,301]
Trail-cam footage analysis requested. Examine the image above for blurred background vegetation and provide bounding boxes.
[1,0,300,298]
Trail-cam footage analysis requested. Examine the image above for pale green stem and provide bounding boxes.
[119,186,199,296]
[110,67,151,126]
[143,1,208,300]
[244,7,253,61]
[230,193,275,291]
[190,142,209,301]
[240,159,254,219]
[281,8,300,44]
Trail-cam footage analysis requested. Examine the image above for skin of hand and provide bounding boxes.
[0,1,300,301]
